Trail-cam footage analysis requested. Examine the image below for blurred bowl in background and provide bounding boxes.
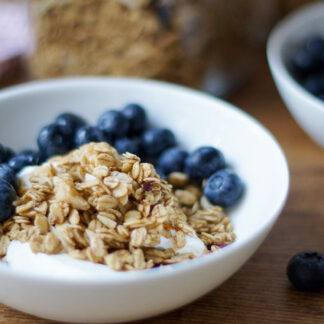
[267,2,324,148]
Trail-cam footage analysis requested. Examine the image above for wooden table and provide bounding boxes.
[1,53,324,324]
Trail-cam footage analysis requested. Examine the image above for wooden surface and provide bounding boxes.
[1,54,324,324]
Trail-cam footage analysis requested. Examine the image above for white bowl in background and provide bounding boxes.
[0,78,289,323]
[267,2,324,148]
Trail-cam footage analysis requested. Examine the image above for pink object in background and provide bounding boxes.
[0,1,33,82]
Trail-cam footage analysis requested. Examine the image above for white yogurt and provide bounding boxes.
[6,165,206,277]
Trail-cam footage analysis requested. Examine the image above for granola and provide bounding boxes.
[0,142,235,271]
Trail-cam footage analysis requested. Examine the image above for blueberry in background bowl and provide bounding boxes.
[267,2,324,148]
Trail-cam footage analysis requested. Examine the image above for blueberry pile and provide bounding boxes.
[0,103,244,224]
[290,35,324,100]
[287,251,324,292]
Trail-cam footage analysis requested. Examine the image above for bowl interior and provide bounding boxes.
[0,78,289,258]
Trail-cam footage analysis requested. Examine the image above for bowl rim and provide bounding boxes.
[267,2,324,111]
[0,77,290,284]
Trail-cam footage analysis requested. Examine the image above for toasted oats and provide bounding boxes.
[0,236,10,257]
[1,142,235,271]
[35,215,50,234]
[168,172,188,188]
[175,189,197,206]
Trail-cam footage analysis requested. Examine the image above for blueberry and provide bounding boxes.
[97,110,129,140]
[55,113,87,145]
[0,164,18,188]
[0,180,16,222]
[204,169,243,207]
[302,74,324,95]
[287,251,324,292]
[74,126,107,147]
[305,35,324,61]
[184,146,225,183]
[155,166,167,180]
[8,151,40,173]
[3,147,15,161]
[122,104,147,136]
[318,94,324,101]
[291,48,321,77]
[115,137,141,156]
[141,128,176,158]
[158,147,188,175]
[0,144,15,163]
[37,123,71,161]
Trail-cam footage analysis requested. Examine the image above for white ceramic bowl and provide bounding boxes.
[267,2,324,148]
[0,78,289,323]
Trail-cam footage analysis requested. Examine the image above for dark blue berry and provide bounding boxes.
[287,251,324,292]
[0,180,16,222]
[3,147,15,161]
[184,146,225,183]
[55,113,87,146]
[37,123,71,161]
[122,104,147,136]
[318,94,324,101]
[302,74,324,96]
[204,169,243,207]
[74,126,107,147]
[8,151,40,173]
[141,128,176,158]
[155,166,167,180]
[305,35,324,61]
[97,110,129,140]
[158,147,188,175]
[0,144,15,163]
[0,164,18,188]
[291,48,321,78]
[115,137,141,156]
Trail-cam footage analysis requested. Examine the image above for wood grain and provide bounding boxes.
[1,53,324,324]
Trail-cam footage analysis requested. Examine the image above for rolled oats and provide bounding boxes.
[0,142,235,271]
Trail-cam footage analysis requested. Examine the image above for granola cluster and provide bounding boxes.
[0,143,235,271]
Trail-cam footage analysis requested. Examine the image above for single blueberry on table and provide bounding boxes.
[37,123,71,161]
[141,128,176,158]
[184,146,225,183]
[8,150,40,173]
[0,164,18,188]
[74,126,107,147]
[97,110,129,140]
[55,112,87,145]
[158,147,188,175]
[203,169,243,207]
[287,251,324,292]
[0,180,16,222]
[122,103,147,136]
[115,137,141,156]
